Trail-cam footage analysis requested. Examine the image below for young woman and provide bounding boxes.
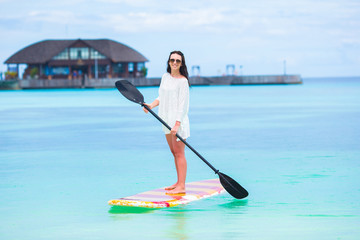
[143,50,190,195]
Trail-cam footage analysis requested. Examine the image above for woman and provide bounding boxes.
[143,51,190,195]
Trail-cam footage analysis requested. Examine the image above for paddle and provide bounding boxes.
[115,80,249,199]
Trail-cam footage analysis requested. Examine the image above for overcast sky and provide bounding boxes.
[0,0,359,78]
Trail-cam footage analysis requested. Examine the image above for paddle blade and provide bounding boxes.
[115,80,144,105]
[218,172,249,199]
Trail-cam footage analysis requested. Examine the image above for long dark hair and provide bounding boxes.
[166,50,190,86]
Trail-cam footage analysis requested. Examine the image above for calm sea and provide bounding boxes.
[1,77,359,239]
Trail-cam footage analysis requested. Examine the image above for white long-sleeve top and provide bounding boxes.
[156,73,190,139]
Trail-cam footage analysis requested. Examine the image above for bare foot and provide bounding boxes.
[165,183,178,191]
[166,186,186,195]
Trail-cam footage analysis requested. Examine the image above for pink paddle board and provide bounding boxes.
[108,179,224,208]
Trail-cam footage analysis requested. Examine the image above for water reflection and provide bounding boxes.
[108,205,156,214]
[163,199,249,239]
[108,205,190,240]
[164,207,189,240]
[107,198,249,240]
[219,199,249,209]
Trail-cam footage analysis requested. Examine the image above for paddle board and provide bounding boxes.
[108,179,225,208]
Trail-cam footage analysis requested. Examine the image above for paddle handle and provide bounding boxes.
[143,104,219,174]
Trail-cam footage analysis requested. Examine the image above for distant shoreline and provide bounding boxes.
[0,74,302,90]
[303,76,360,81]
[1,76,360,90]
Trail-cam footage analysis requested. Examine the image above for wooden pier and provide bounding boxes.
[1,74,302,89]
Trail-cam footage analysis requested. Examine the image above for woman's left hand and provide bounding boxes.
[171,121,181,136]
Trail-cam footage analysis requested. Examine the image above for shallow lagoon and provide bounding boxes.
[1,77,359,239]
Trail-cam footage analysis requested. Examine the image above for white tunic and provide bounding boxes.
[157,73,190,139]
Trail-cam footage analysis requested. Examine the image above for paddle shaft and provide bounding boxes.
[143,104,219,174]
[115,80,248,199]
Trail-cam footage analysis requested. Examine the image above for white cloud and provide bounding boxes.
[27,10,77,24]
[96,0,157,7]
[0,0,359,77]
[105,8,227,33]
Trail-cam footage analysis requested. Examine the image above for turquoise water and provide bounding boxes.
[1,77,360,239]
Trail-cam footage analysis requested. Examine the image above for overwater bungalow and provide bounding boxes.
[5,38,148,81]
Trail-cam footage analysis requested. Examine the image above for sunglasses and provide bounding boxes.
[169,59,182,64]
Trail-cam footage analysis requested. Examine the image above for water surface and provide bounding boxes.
[1,77,359,239]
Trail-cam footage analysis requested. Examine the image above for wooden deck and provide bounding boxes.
[2,75,302,89]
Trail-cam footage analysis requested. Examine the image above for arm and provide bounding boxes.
[171,121,181,136]
[172,80,189,135]
[144,74,165,113]
[175,79,189,122]
[143,98,159,113]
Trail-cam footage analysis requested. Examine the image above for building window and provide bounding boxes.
[90,49,106,59]
[51,66,70,75]
[128,63,134,72]
[53,48,69,60]
[91,65,107,74]
[53,47,105,60]
[113,63,124,73]
[137,62,144,72]
[70,47,89,60]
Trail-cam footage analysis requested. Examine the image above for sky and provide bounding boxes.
[0,0,359,78]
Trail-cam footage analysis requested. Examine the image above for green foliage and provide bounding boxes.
[5,71,17,79]
[30,67,39,78]
[141,67,148,77]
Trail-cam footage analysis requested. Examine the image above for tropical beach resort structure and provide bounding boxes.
[2,38,302,89]
[4,38,148,87]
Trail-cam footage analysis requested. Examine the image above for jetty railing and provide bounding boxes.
[8,75,302,89]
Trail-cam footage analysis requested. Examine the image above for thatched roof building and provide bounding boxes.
[5,39,148,80]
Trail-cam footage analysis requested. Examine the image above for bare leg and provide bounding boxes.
[165,134,187,194]
[165,134,178,190]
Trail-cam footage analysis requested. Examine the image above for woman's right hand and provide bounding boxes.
[143,103,151,113]
[143,99,159,113]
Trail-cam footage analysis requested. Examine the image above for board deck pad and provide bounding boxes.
[108,179,225,208]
